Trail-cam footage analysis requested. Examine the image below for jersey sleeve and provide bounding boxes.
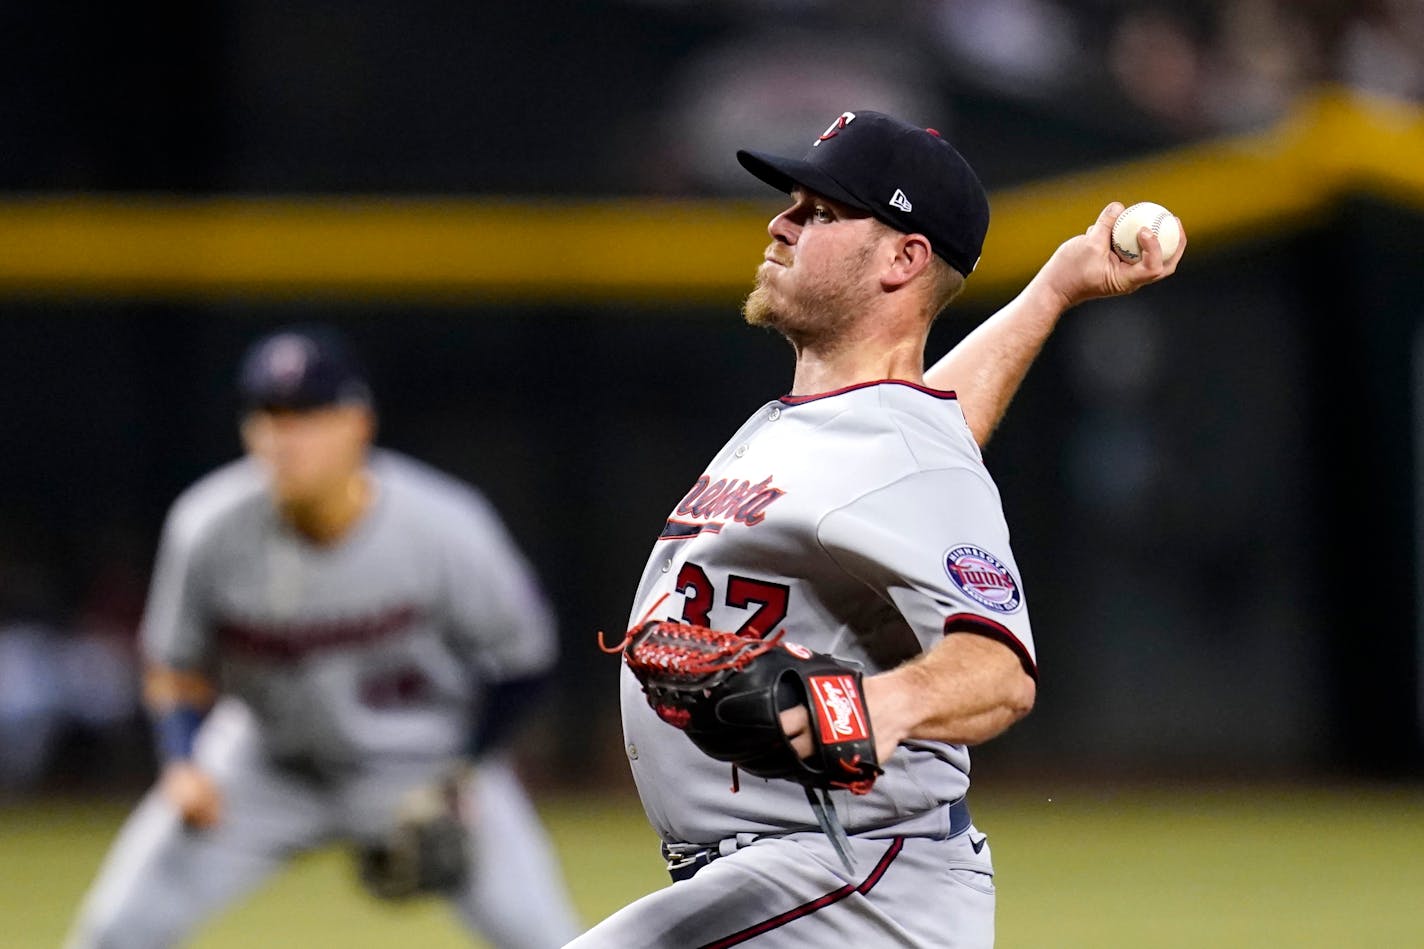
[140,497,217,673]
[440,491,558,683]
[815,466,1036,677]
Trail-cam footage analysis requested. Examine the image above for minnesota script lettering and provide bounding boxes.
[675,474,786,527]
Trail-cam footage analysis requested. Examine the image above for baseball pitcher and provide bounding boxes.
[574,110,1183,947]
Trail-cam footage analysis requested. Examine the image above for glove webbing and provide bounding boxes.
[602,617,776,727]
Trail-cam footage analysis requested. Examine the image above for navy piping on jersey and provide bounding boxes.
[696,837,906,949]
[778,379,958,405]
[944,612,1038,679]
[657,519,722,541]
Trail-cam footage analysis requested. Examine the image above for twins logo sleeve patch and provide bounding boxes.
[944,545,1022,614]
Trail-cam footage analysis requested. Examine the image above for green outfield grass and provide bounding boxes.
[3,782,1420,947]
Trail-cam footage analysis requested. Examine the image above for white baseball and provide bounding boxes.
[1110,201,1181,263]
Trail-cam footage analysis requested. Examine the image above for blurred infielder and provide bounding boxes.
[575,111,1183,946]
[66,326,582,949]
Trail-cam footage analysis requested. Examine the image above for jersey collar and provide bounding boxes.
[778,379,958,406]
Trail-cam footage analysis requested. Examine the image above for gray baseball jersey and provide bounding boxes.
[620,381,1036,846]
[143,449,555,766]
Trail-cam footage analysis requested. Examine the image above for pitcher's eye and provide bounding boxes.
[811,205,833,223]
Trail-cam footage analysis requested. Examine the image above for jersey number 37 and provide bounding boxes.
[675,561,789,640]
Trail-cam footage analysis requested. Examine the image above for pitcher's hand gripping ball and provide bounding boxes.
[616,620,883,794]
[1111,201,1182,263]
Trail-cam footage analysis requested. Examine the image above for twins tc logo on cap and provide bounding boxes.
[262,334,316,392]
[814,111,855,145]
[945,545,1022,613]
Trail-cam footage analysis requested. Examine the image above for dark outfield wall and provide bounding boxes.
[1,203,1420,779]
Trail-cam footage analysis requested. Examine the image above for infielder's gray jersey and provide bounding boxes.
[143,449,556,766]
[621,381,1037,846]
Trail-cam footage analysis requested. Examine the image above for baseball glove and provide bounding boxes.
[356,767,471,901]
[619,620,883,795]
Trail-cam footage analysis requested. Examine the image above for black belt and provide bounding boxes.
[662,798,971,883]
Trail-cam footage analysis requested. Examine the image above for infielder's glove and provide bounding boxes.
[617,620,883,795]
[356,768,472,901]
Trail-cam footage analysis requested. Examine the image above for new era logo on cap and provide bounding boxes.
[889,189,913,213]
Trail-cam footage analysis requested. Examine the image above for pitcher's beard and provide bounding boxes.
[742,280,777,328]
[741,267,821,336]
[741,272,867,348]
[742,239,878,340]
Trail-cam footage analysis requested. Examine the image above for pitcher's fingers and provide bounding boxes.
[1136,227,1164,271]
[1088,201,1125,237]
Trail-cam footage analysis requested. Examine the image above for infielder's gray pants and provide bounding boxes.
[64,701,580,949]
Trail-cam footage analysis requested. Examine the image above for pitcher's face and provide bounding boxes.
[743,188,883,343]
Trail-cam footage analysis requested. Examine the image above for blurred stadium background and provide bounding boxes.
[2,1,1422,946]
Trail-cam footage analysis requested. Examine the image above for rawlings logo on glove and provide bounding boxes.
[810,675,870,743]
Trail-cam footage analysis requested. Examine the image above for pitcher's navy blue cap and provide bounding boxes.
[737,110,990,278]
[238,325,372,411]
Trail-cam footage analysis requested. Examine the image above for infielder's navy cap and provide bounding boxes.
[238,325,372,411]
[737,110,990,278]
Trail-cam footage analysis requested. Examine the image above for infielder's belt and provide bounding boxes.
[662,797,972,883]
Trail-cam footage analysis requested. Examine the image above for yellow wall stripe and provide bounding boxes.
[0,86,1420,306]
